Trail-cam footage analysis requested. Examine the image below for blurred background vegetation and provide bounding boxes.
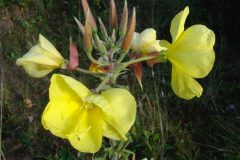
[0,0,239,159]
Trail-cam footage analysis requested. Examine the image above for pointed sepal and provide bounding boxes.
[129,52,143,89]
[74,17,85,35]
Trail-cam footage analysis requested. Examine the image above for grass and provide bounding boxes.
[1,0,240,159]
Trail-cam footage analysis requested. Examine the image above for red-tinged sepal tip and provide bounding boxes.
[84,10,93,53]
[146,52,161,67]
[109,0,118,29]
[68,41,79,70]
[121,7,136,53]
[129,52,143,89]
[81,0,97,32]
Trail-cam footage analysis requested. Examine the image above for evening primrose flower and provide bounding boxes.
[131,28,164,54]
[16,34,64,78]
[42,74,136,153]
[161,6,215,100]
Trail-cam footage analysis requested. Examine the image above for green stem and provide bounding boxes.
[95,75,111,92]
[117,52,128,63]
[75,67,103,77]
[86,52,100,64]
[122,56,156,67]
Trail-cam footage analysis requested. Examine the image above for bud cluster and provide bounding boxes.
[73,0,136,89]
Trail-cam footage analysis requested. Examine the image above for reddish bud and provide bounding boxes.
[68,41,79,70]
[84,10,93,53]
[121,7,136,53]
[81,0,97,31]
[109,0,118,29]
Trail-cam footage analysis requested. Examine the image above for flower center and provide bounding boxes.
[81,102,94,110]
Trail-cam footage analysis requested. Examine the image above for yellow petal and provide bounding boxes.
[170,6,189,42]
[67,108,103,153]
[83,94,111,114]
[141,40,163,54]
[42,74,90,137]
[16,45,61,67]
[49,74,90,100]
[16,37,64,78]
[84,93,127,140]
[101,118,127,140]
[167,25,215,78]
[101,88,136,140]
[39,34,63,59]
[171,65,203,100]
[131,32,140,51]
[89,63,105,73]
[41,100,80,138]
[139,28,156,47]
[16,61,53,78]
[159,39,171,49]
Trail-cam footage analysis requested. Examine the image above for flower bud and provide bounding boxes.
[98,18,109,41]
[119,0,128,37]
[16,34,64,78]
[109,0,118,30]
[121,7,136,53]
[68,40,79,70]
[84,10,93,53]
[84,10,99,64]
[131,28,165,54]
[81,0,97,32]
[111,29,116,43]
[94,34,107,53]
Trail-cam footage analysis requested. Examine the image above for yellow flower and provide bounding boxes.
[131,28,164,54]
[16,34,64,78]
[41,74,136,153]
[89,63,109,74]
[161,6,215,100]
